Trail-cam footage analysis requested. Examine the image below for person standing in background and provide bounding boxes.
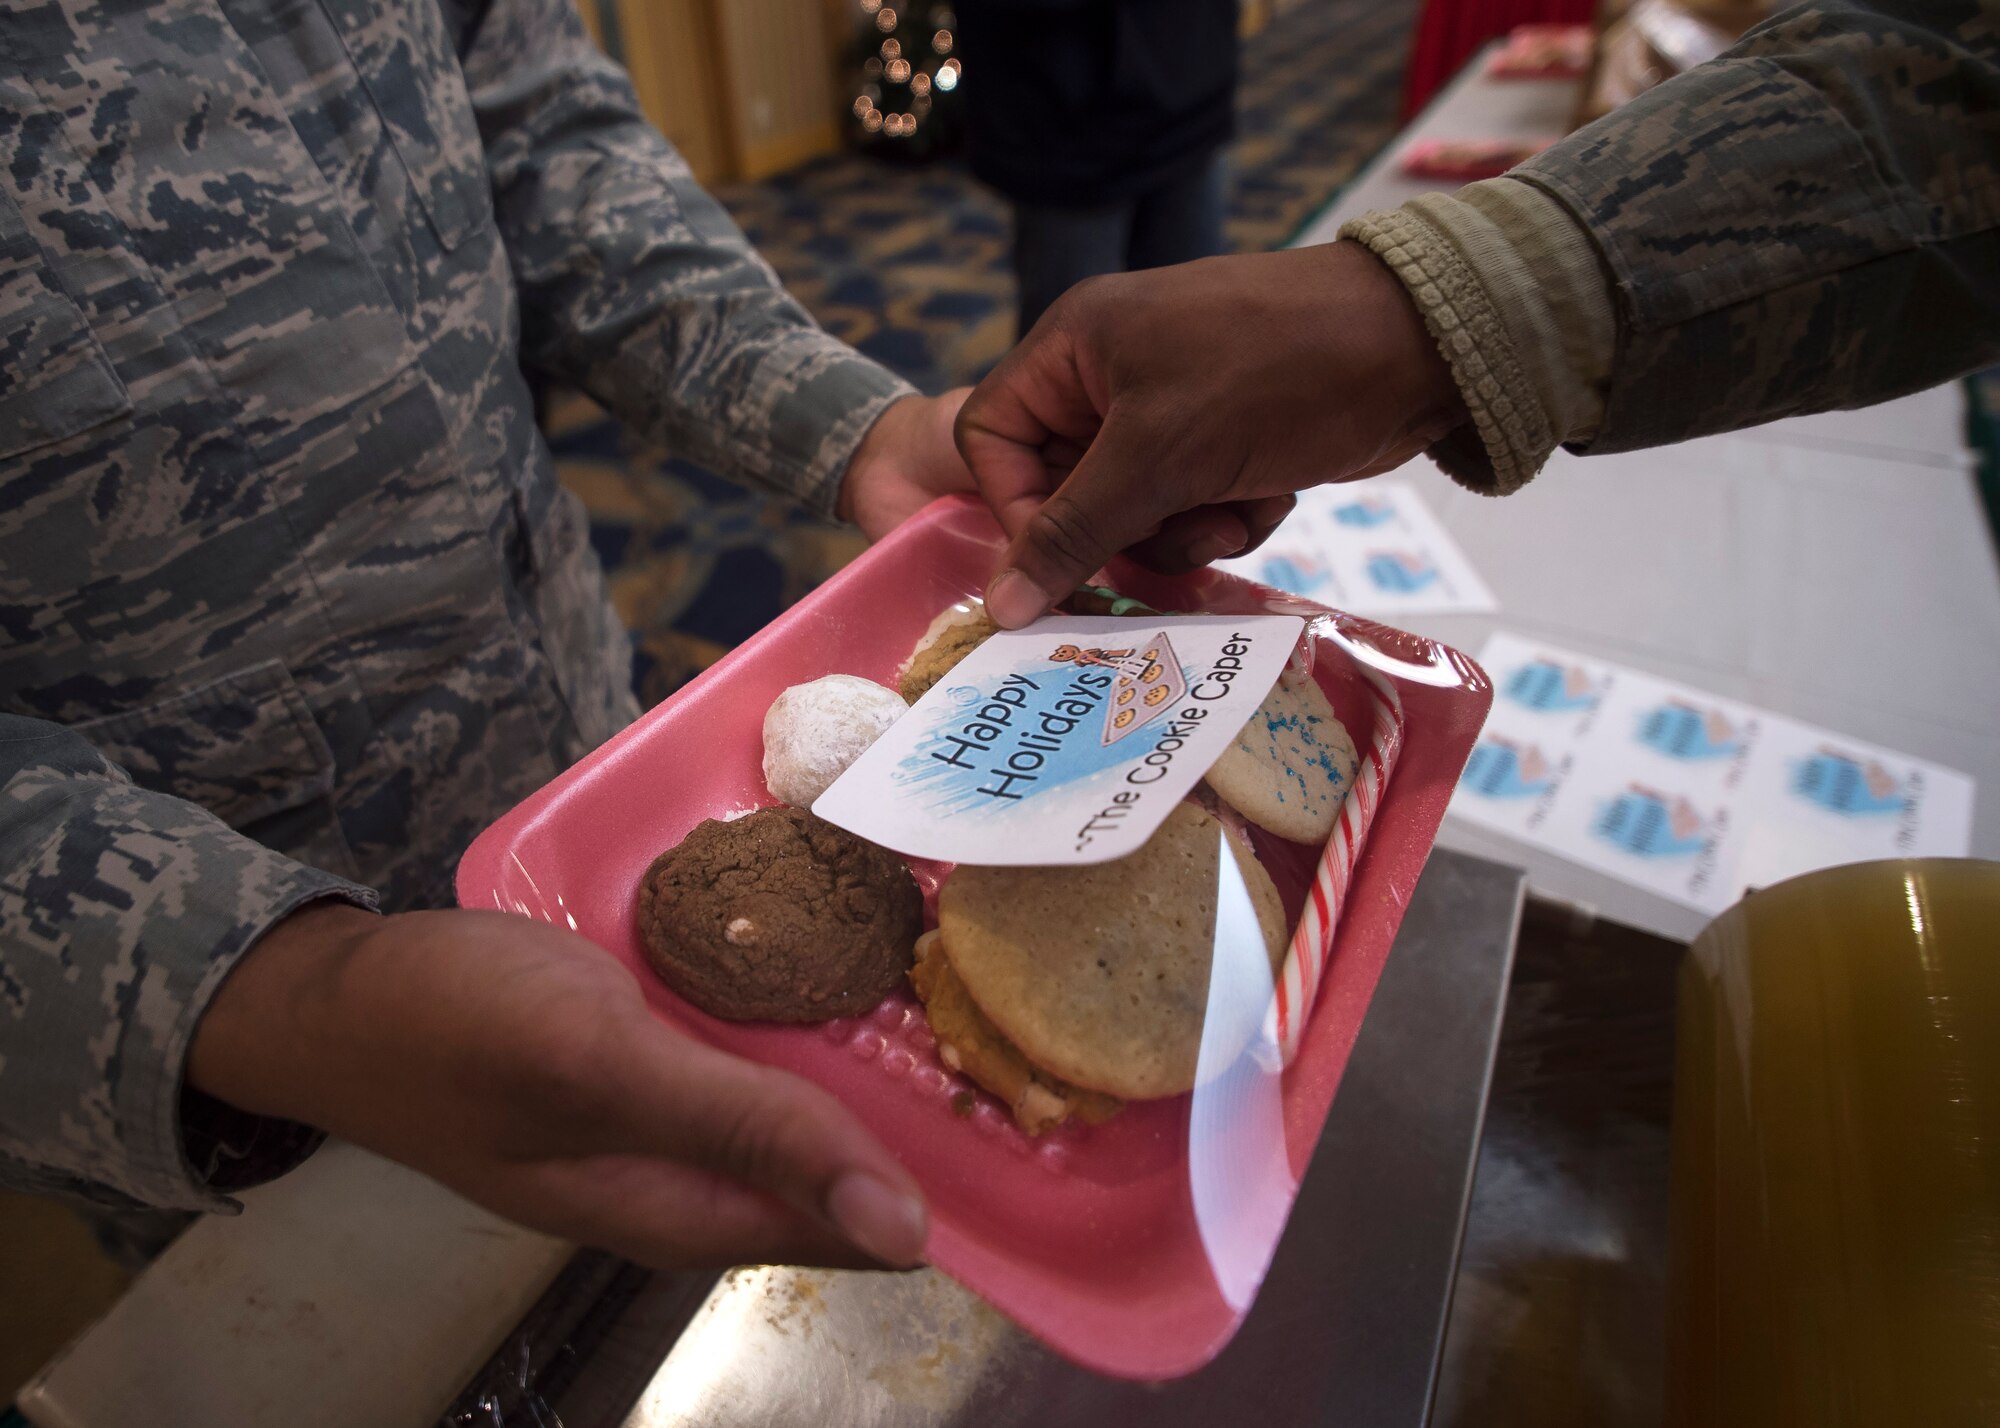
[958,0,1241,337]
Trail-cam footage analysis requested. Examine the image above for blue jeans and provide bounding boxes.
[1011,151,1230,336]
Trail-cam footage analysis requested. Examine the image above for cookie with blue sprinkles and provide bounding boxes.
[1203,676,1359,845]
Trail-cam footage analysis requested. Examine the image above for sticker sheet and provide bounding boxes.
[1450,633,1977,915]
[1216,482,1497,616]
[816,615,1304,866]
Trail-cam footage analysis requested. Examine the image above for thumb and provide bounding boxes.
[625,1029,929,1266]
[983,412,1172,629]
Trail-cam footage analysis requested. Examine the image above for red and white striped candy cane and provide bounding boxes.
[1266,652,1406,1066]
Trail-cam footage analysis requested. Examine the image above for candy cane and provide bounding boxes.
[1265,645,1406,1067]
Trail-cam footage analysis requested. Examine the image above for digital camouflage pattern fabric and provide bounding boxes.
[1348,0,2000,492]
[1522,0,2000,453]
[0,0,909,1213]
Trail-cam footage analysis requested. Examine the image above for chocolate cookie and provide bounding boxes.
[637,807,922,1022]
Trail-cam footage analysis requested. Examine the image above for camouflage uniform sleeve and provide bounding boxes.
[1342,179,1616,494]
[1349,0,2000,490]
[458,0,916,517]
[0,716,377,1213]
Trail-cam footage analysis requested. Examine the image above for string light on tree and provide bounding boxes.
[845,2,962,159]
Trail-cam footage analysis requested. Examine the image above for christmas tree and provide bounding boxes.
[844,1,963,160]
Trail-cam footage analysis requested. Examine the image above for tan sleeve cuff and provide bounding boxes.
[1339,177,1615,495]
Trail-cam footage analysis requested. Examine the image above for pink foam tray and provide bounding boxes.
[458,495,1491,1380]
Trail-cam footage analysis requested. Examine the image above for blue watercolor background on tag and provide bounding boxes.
[1333,497,1396,528]
[894,657,1200,817]
[1636,703,1742,760]
[1257,553,1331,597]
[1365,550,1439,592]
[1460,739,1552,799]
[1592,788,1709,858]
[1503,658,1600,713]
[1790,750,1906,816]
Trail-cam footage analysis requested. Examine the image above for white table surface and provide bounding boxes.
[20,1143,570,1428]
[1292,46,1999,940]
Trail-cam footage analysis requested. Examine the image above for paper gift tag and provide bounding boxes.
[1449,632,1977,917]
[815,615,1304,865]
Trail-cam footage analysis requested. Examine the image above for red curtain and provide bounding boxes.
[1401,0,1598,119]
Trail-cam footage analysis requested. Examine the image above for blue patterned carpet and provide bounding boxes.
[551,0,1417,706]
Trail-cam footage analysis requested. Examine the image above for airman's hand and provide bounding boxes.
[956,242,1466,627]
[190,903,928,1270]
